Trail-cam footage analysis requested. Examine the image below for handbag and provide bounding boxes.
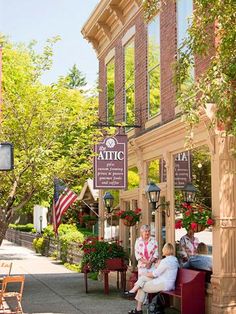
[147,292,165,314]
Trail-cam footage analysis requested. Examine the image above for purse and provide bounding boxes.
[147,292,165,314]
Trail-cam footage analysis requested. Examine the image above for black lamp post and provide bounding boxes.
[182,182,197,204]
[103,192,114,213]
[146,182,170,216]
[146,182,161,209]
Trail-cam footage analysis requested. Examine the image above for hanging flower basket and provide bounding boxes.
[116,208,141,227]
[175,202,214,232]
[122,219,137,227]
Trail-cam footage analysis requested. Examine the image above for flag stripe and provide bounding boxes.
[53,181,78,234]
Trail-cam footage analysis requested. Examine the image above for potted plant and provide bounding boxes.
[175,202,214,232]
[80,236,128,272]
[116,208,141,226]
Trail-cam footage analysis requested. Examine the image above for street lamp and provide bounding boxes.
[103,192,114,214]
[182,182,197,204]
[146,182,170,216]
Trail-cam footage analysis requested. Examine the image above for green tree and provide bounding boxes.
[64,64,87,90]
[0,37,99,244]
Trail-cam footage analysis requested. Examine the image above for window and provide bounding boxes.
[124,39,135,129]
[177,0,193,48]
[106,58,115,125]
[177,0,194,89]
[148,15,160,118]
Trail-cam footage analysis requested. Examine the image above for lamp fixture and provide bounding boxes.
[146,182,170,217]
[103,191,114,213]
[182,182,197,204]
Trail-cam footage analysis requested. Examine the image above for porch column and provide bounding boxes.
[211,135,236,313]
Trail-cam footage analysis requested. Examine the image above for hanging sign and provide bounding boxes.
[94,134,127,189]
[160,151,192,188]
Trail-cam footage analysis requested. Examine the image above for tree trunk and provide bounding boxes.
[0,221,9,246]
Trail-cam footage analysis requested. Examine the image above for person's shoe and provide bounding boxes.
[128,309,143,314]
[123,291,136,297]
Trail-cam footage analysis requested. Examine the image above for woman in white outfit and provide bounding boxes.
[127,243,179,314]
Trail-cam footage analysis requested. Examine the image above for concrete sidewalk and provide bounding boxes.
[0,240,136,314]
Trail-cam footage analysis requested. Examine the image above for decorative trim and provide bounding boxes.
[122,25,136,46]
[105,48,115,65]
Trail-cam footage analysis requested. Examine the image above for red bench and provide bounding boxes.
[162,268,206,314]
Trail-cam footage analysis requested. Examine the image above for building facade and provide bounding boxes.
[82,1,236,313]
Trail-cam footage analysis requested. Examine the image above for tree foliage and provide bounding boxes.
[175,0,236,140]
[0,36,100,243]
[63,64,87,90]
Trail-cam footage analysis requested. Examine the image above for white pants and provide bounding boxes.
[134,275,165,303]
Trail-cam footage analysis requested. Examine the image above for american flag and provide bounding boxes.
[53,178,78,235]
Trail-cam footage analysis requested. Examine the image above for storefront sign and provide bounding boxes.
[160,151,192,188]
[94,134,127,189]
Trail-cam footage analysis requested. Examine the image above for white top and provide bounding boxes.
[135,236,159,275]
[152,256,179,291]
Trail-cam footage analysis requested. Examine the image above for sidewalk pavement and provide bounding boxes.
[0,239,136,314]
[0,240,179,314]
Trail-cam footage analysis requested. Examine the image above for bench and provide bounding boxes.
[162,268,206,314]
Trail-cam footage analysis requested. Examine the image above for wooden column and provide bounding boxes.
[211,135,236,313]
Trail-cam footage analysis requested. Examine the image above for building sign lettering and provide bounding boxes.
[94,134,127,189]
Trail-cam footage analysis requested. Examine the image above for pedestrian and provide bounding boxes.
[183,242,212,271]
[178,228,199,265]
[126,243,179,314]
[134,224,159,277]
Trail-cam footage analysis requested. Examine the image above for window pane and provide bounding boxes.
[177,0,193,48]
[148,16,160,118]
[149,65,160,117]
[106,59,115,125]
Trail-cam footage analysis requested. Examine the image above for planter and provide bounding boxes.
[122,219,137,227]
[105,258,125,270]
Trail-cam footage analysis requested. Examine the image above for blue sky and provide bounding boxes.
[0,0,99,87]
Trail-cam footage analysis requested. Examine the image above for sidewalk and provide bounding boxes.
[0,240,136,314]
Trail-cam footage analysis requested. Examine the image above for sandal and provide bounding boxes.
[128,309,143,314]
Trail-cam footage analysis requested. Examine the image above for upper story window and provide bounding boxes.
[148,15,160,118]
[106,58,115,125]
[177,0,193,48]
[177,0,194,88]
[124,39,135,129]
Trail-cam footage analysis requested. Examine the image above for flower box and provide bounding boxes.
[105,258,125,270]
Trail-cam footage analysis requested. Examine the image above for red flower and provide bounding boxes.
[175,220,183,229]
[185,210,192,217]
[190,222,198,231]
[206,218,214,225]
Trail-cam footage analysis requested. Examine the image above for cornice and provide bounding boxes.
[81,0,143,56]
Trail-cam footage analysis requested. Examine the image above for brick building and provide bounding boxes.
[82,1,236,313]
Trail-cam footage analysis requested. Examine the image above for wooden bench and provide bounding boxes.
[162,268,206,314]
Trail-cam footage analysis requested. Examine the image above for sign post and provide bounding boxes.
[94,134,127,189]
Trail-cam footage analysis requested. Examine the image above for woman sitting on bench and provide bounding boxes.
[125,243,179,314]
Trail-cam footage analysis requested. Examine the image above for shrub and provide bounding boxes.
[9,223,36,233]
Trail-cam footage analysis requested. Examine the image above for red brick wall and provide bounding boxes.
[135,14,148,134]
[160,1,177,123]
